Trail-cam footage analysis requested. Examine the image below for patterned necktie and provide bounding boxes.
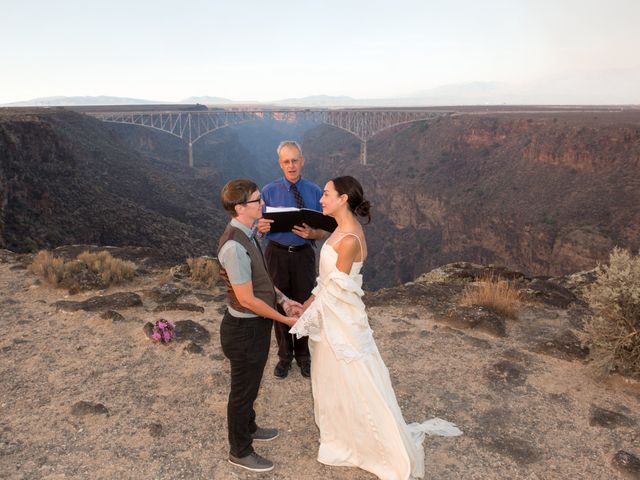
[290,183,304,209]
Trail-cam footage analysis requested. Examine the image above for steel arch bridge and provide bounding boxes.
[86,109,450,166]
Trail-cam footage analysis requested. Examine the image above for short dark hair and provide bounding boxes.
[331,175,371,224]
[220,179,259,217]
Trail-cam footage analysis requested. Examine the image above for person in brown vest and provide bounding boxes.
[218,179,301,473]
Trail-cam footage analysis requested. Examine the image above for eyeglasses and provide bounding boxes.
[243,195,262,205]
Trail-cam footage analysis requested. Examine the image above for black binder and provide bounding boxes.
[263,208,337,233]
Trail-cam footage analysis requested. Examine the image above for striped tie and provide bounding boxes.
[290,183,304,209]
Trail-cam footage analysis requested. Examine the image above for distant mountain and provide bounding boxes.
[273,95,358,107]
[2,96,164,107]
[179,96,235,105]
[404,81,510,105]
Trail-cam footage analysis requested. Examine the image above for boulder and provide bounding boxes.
[71,401,109,416]
[174,320,211,344]
[153,302,204,313]
[55,292,143,312]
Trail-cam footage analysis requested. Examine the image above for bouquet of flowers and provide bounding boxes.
[151,319,176,343]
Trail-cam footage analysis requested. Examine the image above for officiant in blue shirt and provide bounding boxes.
[257,140,328,379]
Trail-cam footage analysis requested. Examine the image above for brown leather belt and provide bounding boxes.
[269,241,311,253]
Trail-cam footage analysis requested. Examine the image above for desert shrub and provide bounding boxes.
[28,251,66,287]
[461,275,521,319]
[187,256,220,289]
[581,247,640,377]
[29,250,136,291]
[77,251,136,284]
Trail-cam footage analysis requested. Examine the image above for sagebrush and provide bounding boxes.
[29,250,136,291]
[581,247,640,377]
[187,256,220,288]
[460,275,521,319]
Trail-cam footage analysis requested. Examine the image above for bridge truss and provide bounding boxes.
[87,109,449,167]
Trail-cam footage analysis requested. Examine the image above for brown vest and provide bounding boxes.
[217,223,277,314]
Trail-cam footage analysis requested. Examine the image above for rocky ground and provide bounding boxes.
[1,247,639,480]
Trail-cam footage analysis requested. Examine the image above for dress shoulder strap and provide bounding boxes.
[332,232,364,260]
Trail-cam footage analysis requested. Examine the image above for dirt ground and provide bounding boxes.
[1,254,639,480]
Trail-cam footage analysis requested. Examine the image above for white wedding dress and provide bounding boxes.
[291,233,462,480]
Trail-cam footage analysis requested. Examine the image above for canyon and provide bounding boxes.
[1,107,639,289]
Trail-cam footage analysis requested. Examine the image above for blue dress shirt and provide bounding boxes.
[261,177,323,246]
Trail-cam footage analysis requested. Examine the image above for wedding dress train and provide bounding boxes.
[291,235,462,480]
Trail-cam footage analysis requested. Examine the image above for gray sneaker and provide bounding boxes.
[228,452,274,472]
[251,427,279,441]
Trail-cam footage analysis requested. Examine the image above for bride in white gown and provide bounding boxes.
[290,176,462,480]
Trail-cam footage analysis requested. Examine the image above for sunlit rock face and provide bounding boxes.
[302,111,640,289]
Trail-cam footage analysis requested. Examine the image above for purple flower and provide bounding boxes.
[151,332,161,341]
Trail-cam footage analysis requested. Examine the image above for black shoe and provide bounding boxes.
[251,427,279,441]
[228,452,274,472]
[299,361,311,378]
[274,360,291,379]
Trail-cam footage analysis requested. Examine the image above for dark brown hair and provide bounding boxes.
[220,179,259,217]
[331,175,371,224]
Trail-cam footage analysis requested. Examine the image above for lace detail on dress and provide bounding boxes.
[289,298,322,341]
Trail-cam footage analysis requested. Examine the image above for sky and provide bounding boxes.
[1,0,639,104]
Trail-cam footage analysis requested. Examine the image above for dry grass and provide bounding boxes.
[28,251,66,287]
[76,251,136,284]
[187,256,220,289]
[460,275,522,319]
[581,247,640,377]
[29,250,136,290]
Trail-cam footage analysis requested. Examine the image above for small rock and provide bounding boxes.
[148,423,164,437]
[533,330,589,361]
[143,322,154,339]
[523,278,578,308]
[611,451,640,479]
[174,320,211,344]
[589,406,636,429]
[55,292,143,312]
[71,401,109,416]
[0,249,20,263]
[147,284,187,303]
[487,360,527,388]
[153,302,204,313]
[390,331,411,339]
[461,335,493,349]
[184,342,204,354]
[440,306,507,337]
[194,293,217,302]
[100,310,125,322]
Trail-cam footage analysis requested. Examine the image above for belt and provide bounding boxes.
[269,241,311,253]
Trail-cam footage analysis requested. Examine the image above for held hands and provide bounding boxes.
[282,299,304,318]
[282,299,302,328]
